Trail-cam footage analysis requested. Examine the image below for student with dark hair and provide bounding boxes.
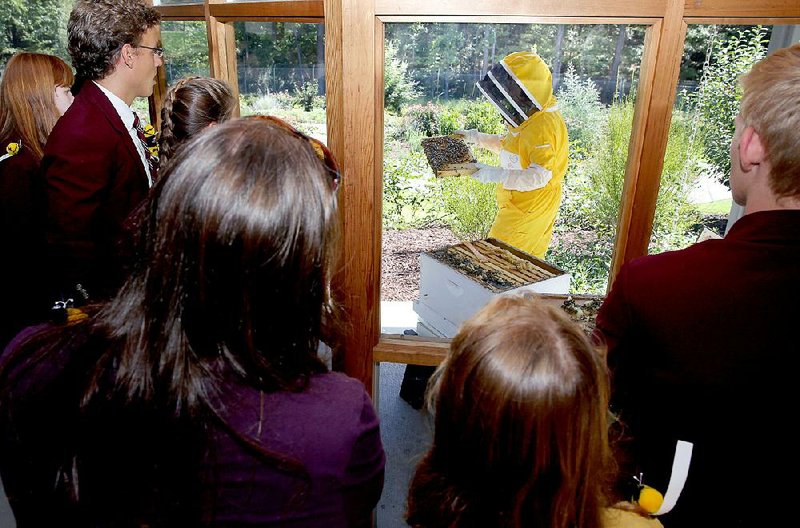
[158,76,235,167]
[407,294,660,528]
[0,118,384,527]
[0,52,74,347]
[42,0,162,301]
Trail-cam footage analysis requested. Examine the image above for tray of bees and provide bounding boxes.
[420,135,477,177]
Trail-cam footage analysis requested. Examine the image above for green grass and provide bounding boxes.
[695,198,732,215]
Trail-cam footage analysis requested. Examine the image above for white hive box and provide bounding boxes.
[414,238,570,338]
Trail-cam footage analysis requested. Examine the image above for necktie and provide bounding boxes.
[132,114,158,179]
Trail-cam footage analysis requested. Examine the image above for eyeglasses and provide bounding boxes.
[135,44,165,59]
[247,115,341,192]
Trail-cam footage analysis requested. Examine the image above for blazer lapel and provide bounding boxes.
[82,82,149,186]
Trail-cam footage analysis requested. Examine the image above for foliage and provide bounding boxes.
[462,100,506,135]
[690,26,769,185]
[292,79,324,111]
[235,22,324,95]
[239,92,294,116]
[382,149,444,229]
[649,110,705,253]
[437,174,497,240]
[386,23,647,102]
[437,105,463,136]
[0,0,70,63]
[160,21,209,82]
[557,64,607,159]
[402,102,440,137]
[384,41,419,114]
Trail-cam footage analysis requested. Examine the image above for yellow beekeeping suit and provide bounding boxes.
[486,52,569,258]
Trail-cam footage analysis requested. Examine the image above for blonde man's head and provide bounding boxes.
[739,43,800,199]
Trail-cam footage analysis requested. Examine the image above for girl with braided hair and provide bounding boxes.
[158,76,235,168]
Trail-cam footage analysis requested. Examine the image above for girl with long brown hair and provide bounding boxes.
[406,294,661,528]
[158,76,235,168]
[0,118,384,526]
[0,52,74,347]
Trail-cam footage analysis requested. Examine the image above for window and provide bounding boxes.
[234,21,326,141]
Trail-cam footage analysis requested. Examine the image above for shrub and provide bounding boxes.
[384,42,420,115]
[462,100,506,135]
[558,64,607,160]
[239,91,293,116]
[383,150,445,229]
[292,79,324,112]
[691,26,768,185]
[403,102,440,137]
[437,175,497,240]
[437,105,464,136]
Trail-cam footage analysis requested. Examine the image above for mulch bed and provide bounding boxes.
[381,227,460,301]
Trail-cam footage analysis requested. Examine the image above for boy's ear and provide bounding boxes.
[738,126,766,171]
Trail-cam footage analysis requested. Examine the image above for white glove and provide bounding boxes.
[470,162,553,191]
[470,162,507,184]
[454,129,503,152]
[454,129,480,144]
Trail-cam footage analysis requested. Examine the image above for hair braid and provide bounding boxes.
[158,76,197,168]
[158,76,235,169]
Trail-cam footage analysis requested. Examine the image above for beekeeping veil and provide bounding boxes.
[476,51,555,128]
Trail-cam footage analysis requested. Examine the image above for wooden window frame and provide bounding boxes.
[146,1,799,394]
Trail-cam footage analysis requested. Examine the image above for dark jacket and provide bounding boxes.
[41,81,150,300]
[0,324,385,527]
[0,143,48,347]
[595,209,800,527]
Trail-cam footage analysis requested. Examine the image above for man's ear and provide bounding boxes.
[120,43,135,69]
[738,126,766,171]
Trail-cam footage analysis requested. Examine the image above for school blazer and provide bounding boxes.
[41,81,150,299]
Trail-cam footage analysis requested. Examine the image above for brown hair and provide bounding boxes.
[739,43,800,199]
[0,52,74,160]
[158,76,235,167]
[407,294,614,528]
[68,0,161,81]
[0,117,342,524]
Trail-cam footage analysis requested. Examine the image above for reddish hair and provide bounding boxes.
[407,294,614,528]
[0,52,74,160]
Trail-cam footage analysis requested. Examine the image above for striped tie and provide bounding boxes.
[132,114,158,178]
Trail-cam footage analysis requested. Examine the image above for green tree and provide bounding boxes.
[691,26,769,185]
[0,0,71,63]
[384,41,419,114]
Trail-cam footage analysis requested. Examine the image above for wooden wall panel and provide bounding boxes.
[325,0,381,391]
[375,0,665,17]
[210,0,323,18]
[610,0,686,279]
[685,0,800,18]
[206,1,241,116]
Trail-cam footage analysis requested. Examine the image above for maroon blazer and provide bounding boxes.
[595,210,800,527]
[42,81,150,300]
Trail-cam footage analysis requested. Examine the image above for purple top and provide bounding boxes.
[0,325,385,526]
[205,372,385,526]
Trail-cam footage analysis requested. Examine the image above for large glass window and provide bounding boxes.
[234,22,326,141]
[160,20,210,84]
[647,25,796,254]
[381,22,647,303]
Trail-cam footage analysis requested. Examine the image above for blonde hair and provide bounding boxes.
[0,52,74,160]
[407,294,614,528]
[739,43,800,198]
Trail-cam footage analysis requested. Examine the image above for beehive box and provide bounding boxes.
[414,238,571,338]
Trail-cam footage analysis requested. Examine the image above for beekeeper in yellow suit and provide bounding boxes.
[456,51,568,259]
